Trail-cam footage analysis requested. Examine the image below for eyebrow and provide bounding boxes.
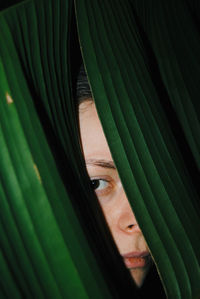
[86,159,116,169]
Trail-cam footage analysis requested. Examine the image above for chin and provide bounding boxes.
[130,266,150,288]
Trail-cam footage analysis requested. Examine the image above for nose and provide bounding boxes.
[118,200,141,234]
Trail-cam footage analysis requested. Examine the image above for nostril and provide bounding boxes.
[127,224,135,229]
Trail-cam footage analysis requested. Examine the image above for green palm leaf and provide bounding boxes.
[0,0,200,298]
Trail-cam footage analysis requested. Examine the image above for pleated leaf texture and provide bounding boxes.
[0,0,200,298]
[76,0,200,298]
[0,1,117,298]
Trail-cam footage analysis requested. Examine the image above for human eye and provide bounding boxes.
[90,178,113,196]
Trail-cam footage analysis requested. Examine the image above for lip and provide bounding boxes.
[121,251,151,269]
[122,251,150,258]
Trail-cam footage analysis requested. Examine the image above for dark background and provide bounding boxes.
[0,0,25,11]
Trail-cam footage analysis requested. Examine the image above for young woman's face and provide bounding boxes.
[79,100,152,287]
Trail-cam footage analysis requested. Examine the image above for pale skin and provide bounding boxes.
[79,100,152,287]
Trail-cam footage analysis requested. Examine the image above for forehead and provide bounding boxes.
[79,101,113,161]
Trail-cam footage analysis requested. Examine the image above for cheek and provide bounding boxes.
[100,199,122,234]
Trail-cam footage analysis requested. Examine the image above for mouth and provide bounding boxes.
[121,251,151,269]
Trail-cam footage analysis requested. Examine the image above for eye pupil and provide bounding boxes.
[91,179,100,190]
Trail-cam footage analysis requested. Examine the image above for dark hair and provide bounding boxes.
[76,64,93,104]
